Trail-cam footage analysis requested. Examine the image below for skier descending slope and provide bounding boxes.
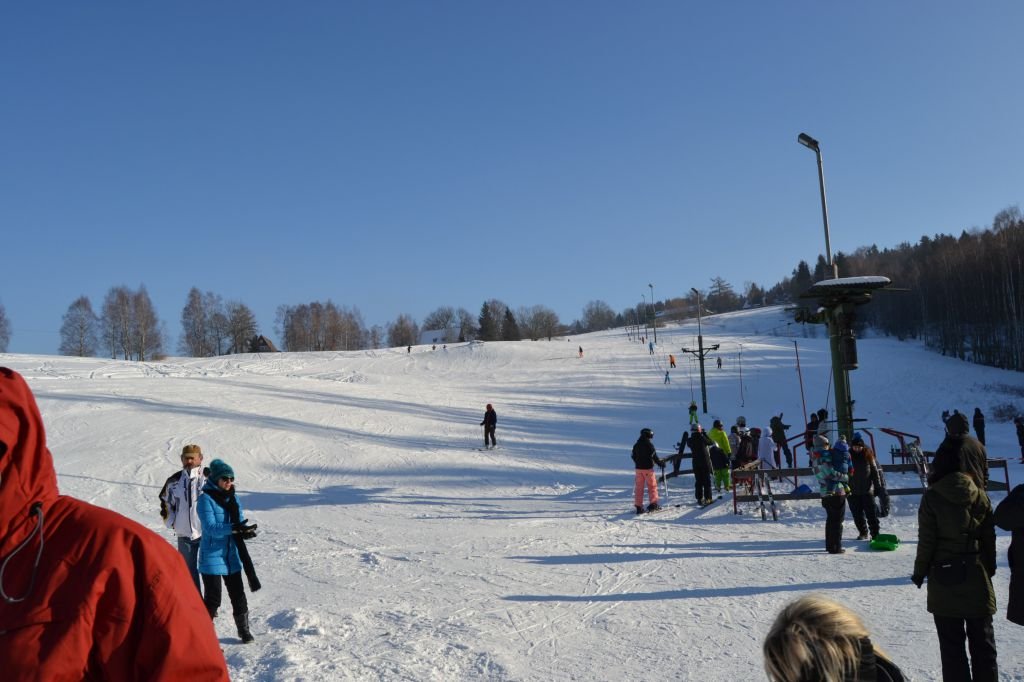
[631,428,664,514]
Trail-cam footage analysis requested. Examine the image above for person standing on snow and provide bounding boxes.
[199,458,261,644]
[912,450,997,681]
[995,483,1024,626]
[688,401,698,425]
[689,424,715,506]
[631,428,664,514]
[668,354,676,368]
[578,345,583,358]
[664,370,670,385]
[159,443,207,593]
[847,432,885,541]
[480,404,497,449]
[708,420,733,490]
[812,433,851,554]
[648,340,654,355]
[769,413,793,468]
[930,411,988,489]
[972,408,986,446]
[754,426,778,470]
[0,367,228,679]
[1015,415,1024,462]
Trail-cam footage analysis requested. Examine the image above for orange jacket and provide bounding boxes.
[0,368,229,680]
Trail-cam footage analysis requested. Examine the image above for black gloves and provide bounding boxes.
[232,521,259,539]
[911,574,924,589]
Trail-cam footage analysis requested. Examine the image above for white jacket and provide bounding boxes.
[161,467,206,539]
[757,429,778,469]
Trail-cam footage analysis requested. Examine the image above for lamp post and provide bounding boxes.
[641,294,649,342]
[797,133,838,280]
[648,283,656,344]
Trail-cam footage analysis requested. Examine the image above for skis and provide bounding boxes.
[906,440,930,489]
[754,470,767,520]
[762,471,779,521]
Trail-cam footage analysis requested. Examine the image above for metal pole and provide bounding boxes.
[649,283,657,344]
[642,294,648,341]
[692,288,708,414]
[798,133,839,280]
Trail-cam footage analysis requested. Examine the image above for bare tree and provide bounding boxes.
[387,314,419,348]
[59,296,99,357]
[179,288,208,357]
[101,285,133,359]
[456,307,477,342]
[368,325,384,349]
[276,300,366,352]
[581,300,616,332]
[422,306,457,333]
[130,286,163,360]
[0,301,10,352]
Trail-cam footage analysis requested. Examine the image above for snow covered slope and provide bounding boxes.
[3,305,1023,680]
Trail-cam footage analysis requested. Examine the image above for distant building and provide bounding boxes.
[249,335,279,353]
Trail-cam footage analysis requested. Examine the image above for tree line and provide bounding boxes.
[0,207,1018,370]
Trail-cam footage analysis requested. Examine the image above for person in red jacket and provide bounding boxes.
[0,367,228,680]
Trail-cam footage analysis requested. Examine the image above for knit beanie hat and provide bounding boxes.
[946,412,970,436]
[851,432,864,445]
[208,458,235,481]
[832,439,849,454]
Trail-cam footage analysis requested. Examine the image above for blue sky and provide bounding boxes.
[2,2,1022,354]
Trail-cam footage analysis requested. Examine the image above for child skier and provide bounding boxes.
[688,401,698,425]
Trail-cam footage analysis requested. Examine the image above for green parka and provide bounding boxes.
[914,472,996,617]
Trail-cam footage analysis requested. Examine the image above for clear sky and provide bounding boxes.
[2,2,1022,354]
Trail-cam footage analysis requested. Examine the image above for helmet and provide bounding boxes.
[736,416,747,427]
[713,419,723,429]
[640,428,654,439]
[691,423,702,433]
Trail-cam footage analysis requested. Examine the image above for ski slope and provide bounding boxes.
[3,305,1023,680]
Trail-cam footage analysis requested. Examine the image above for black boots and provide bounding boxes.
[234,611,255,643]
[207,605,218,620]
[635,505,644,515]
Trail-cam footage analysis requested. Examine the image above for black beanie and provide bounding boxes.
[946,412,970,436]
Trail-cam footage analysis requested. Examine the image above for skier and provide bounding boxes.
[689,424,715,506]
[769,413,793,468]
[668,354,676,368]
[735,427,756,467]
[648,340,654,355]
[912,451,997,680]
[709,443,731,496]
[480,403,498,449]
[727,425,741,467]
[688,400,698,425]
[716,356,722,369]
[578,345,583,358]
[994,483,1024,626]
[973,407,986,445]
[159,443,207,593]
[664,370,670,385]
[708,419,733,471]
[631,428,664,514]
[848,432,884,541]
[812,433,850,554]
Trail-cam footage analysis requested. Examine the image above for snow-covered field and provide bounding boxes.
[4,305,1023,681]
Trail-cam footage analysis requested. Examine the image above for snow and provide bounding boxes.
[3,305,1023,681]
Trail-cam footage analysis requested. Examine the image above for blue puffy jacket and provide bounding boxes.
[198,482,243,576]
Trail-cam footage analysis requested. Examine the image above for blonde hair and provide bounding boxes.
[763,596,888,682]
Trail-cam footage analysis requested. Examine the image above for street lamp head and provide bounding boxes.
[690,287,699,296]
[797,132,820,152]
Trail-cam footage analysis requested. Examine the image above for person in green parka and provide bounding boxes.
[912,451,997,681]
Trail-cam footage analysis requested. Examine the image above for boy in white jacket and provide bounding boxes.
[159,443,207,593]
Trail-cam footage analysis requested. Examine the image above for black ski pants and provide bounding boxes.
[693,467,713,502]
[483,425,496,447]
[821,495,847,553]
[202,571,248,617]
[933,614,998,682]
[773,437,792,467]
[847,494,880,537]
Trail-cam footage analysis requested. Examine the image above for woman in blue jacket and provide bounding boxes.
[198,458,260,643]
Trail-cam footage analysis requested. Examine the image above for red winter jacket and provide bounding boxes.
[0,368,229,680]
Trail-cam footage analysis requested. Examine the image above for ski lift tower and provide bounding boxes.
[799,276,891,441]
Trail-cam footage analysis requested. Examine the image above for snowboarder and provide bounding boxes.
[994,483,1024,626]
[848,432,884,540]
[769,413,793,468]
[159,443,207,594]
[198,458,261,644]
[480,404,497,449]
[689,424,715,505]
[812,433,850,554]
[973,407,986,445]
[631,428,664,514]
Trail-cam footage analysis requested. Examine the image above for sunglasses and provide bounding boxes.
[220,476,235,482]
